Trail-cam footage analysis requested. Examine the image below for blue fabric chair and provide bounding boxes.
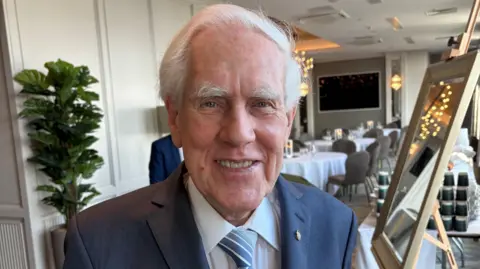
[149,135,181,184]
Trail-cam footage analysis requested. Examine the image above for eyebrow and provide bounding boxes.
[194,83,228,99]
[193,82,281,101]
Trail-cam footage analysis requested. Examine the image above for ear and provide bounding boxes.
[165,97,182,148]
[285,106,297,142]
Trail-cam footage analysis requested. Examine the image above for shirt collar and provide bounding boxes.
[186,178,280,253]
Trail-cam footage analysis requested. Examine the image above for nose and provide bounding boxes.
[219,105,256,147]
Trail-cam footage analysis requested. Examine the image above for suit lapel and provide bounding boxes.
[147,164,210,269]
[276,177,311,269]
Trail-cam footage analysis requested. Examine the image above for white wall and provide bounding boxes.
[1,0,222,268]
[402,51,430,126]
[384,51,429,127]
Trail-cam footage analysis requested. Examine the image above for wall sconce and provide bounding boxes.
[391,74,402,90]
[300,82,310,96]
[295,50,314,96]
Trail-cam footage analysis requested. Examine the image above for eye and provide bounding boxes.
[253,100,273,108]
[200,101,218,108]
[255,101,269,107]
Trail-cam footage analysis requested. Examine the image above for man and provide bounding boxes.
[149,134,183,184]
[63,4,357,269]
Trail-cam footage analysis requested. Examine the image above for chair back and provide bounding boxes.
[344,151,370,185]
[385,122,399,128]
[332,139,356,155]
[320,128,332,137]
[292,139,306,152]
[377,136,392,159]
[388,130,399,149]
[298,132,313,143]
[363,128,383,138]
[396,126,409,157]
[365,141,381,177]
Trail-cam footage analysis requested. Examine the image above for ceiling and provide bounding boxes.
[226,0,477,62]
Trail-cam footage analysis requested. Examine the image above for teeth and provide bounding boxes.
[217,160,253,168]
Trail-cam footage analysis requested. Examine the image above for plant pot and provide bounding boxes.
[51,225,67,269]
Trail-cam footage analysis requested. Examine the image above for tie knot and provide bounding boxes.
[218,228,254,269]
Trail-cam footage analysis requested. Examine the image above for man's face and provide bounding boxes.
[167,24,295,221]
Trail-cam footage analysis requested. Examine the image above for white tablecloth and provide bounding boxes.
[312,138,376,152]
[281,152,347,193]
[355,211,437,269]
[455,128,469,147]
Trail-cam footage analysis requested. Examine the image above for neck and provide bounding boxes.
[223,211,253,227]
[207,198,254,226]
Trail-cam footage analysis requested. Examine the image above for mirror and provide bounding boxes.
[384,77,464,260]
[371,50,480,269]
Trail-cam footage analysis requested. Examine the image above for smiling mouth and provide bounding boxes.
[215,160,257,168]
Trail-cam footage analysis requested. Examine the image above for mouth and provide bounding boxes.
[215,160,258,169]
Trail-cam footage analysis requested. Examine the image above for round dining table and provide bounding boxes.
[281,152,347,193]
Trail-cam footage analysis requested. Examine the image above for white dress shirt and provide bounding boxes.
[187,178,280,269]
[178,148,184,161]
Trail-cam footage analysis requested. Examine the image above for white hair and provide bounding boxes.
[158,4,301,110]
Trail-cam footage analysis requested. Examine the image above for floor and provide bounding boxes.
[339,184,480,269]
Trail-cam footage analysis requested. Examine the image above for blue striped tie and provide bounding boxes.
[218,228,254,269]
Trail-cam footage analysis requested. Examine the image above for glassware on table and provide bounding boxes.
[366,120,374,130]
[309,143,317,156]
[334,128,343,140]
[284,139,294,158]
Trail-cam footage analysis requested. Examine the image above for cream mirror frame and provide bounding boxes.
[371,50,480,269]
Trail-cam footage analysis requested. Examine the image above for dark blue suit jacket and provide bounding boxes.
[149,135,181,184]
[63,164,358,269]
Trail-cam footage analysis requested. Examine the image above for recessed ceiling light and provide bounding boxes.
[425,7,458,16]
[386,17,403,31]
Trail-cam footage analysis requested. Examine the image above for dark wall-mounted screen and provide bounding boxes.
[317,72,380,112]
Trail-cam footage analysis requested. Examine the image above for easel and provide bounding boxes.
[419,201,457,269]
[414,1,480,268]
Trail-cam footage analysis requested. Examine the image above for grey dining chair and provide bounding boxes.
[365,141,381,194]
[385,122,400,128]
[363,128,383,138]
[388,130,399,155]
[327,151,371,202]
[298,132,313,143]
[396,126,409,159]
[332,139,357,155]
[377,135,392,174]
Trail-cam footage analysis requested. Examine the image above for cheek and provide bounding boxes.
[258,115,289,149]
[180,113,217,146]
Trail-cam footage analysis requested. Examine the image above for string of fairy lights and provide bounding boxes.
[419,81,453,140]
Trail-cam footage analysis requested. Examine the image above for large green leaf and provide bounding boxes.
[27,118,52,132]
[76,66,99,86]
[19,84,54,96]
[14,69,49,88]
[39,166,66,181]
[28,132,57,146]
[37,185,61,193]
[77,88,99,103]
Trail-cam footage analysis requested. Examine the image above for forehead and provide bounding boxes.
[187,23,285,95]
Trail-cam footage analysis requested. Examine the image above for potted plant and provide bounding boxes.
[15,59,104,268]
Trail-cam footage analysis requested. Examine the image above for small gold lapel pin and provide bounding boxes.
[295,230,301,241]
